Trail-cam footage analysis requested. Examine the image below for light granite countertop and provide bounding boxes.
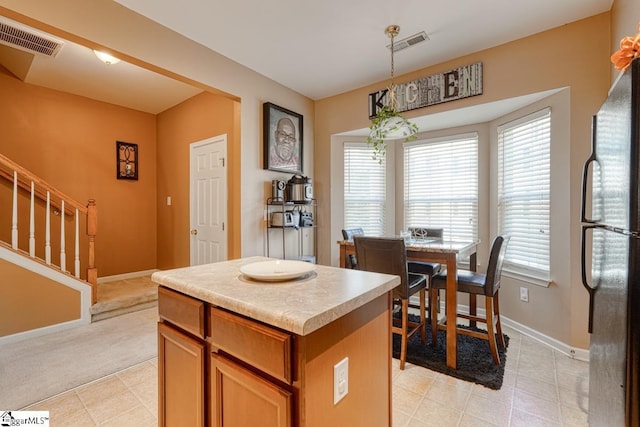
[151,256,400,336]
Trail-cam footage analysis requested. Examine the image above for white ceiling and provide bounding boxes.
[114,0,612,100]
[0,0,612,126]
[0,16,202,115]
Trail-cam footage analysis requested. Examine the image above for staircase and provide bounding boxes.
[0,152,97,293]
[90,274,159,322]
[0,153,99,341]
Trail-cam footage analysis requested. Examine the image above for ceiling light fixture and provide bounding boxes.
[367,25,418,163]
[93,50,120,65]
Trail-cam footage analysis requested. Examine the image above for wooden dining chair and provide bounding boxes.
[341,227,364,269]
[353,236,427,370]
[430,235,510,364]
[407,227,443,320]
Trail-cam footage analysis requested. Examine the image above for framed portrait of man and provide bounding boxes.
[263,102,303,174]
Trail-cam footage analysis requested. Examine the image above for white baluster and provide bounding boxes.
[45,191,51,264]
[74,208,80,278]
[29,181,35,257]
[11,171,18,249]
[60,200,66,272]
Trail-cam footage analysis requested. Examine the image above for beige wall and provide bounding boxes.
[0,69,157,277]
[315,13,611,349]
[156,92,240,269]
[0,258,80,336]
[611,0,640,84]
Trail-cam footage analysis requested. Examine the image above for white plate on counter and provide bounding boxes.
[240,260,316,282]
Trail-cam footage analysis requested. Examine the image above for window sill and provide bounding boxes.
[503,269,551,288]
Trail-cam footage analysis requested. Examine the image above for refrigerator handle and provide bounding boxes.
[581,224,598,333]
[581,115,598,224]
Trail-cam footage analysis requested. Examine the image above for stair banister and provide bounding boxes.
[12,170,17,249]
[0,152,98,303]
[29,181,35,256]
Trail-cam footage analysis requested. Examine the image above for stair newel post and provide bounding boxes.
[74,208,80,278]
[11,170,18,249]
[86,199,98,304]
[45,191,51,264]
[60,199,66,272]
[29,181,35,257]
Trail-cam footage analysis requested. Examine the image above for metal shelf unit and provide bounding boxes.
[265,198,317,263]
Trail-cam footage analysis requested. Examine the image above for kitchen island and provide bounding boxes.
[152,257,399,427]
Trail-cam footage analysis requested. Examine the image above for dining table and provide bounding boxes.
[338,238,478,370]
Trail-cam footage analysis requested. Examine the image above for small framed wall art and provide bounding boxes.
[263,102,303,174]
[116,141,138,180]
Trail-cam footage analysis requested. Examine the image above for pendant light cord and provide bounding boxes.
[386,25,399,111]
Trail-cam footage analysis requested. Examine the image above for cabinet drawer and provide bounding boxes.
[209,308,292,384]
[158,286,205,339]
[210,353,292,427]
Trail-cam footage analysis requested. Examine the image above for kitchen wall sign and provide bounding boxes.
[263,102,303,174]
[368,62,483,118]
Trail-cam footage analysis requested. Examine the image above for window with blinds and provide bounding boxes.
[497,108,551,278]
[403,134,478,242]
[343,142,386,236]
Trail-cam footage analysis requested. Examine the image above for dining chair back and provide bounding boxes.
[431,234,510,364]
[341,228,364,269]
[406,227,444,318]
[342,227,364,240]
[353,236,427,369]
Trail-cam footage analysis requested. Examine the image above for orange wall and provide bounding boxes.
[0,258,80,336]
[0,69,157,276]
[156,91,240,269]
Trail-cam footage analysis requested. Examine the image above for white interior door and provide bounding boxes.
[190,135,227,265]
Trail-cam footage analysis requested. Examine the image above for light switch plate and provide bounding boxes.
[333,357,349,405]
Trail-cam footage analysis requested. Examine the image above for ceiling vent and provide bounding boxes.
[387,31,429,52]
[0,18,63,57]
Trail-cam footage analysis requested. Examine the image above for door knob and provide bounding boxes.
[190,229,198,235]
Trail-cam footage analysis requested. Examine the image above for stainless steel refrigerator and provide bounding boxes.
[581,57,640,426]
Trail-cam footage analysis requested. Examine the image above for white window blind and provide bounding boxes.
[343,142,386,236]
[497,108,551,278]
[404,134,478,242]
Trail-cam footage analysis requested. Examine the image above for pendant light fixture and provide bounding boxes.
[367,25,418,163]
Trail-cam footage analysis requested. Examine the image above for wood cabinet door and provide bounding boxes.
[158,322,205,427]
[210,353,292,427]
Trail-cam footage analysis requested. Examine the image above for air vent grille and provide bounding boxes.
[0,20,63,57]
[387,31,429,52]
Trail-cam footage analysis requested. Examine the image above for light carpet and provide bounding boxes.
[0,307,157,410]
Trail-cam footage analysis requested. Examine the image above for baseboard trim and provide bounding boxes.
[438,302,590,362]
[98,269,159,284]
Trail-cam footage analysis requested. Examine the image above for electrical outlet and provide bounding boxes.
[333,357,349,404]
[520,287,529,302]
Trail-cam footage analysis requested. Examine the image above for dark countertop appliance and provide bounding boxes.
[581,57,640,427]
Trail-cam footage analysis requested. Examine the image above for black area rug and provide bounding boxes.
[392,314,509,390]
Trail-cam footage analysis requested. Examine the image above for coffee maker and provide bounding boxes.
[271,179,286,201]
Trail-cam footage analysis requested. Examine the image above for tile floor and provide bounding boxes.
[25,324,589,426]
